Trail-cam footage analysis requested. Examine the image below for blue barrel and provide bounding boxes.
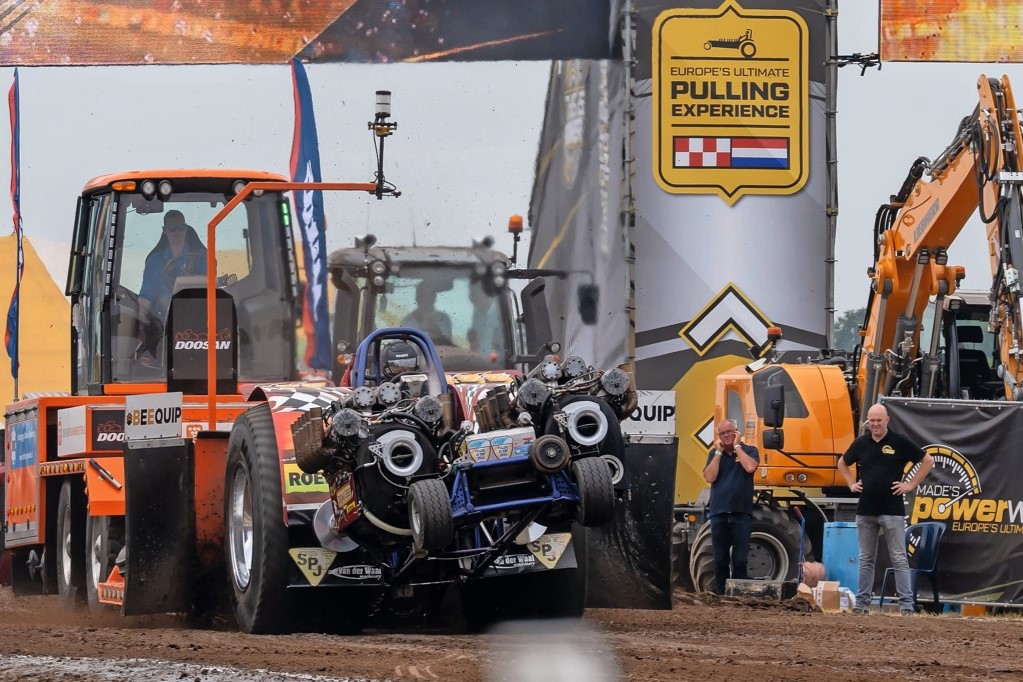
[823,522,859,591]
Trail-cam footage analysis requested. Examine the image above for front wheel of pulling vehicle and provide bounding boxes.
[408,479,454,553]
[225,403,293,634]
[56,479,86,610]
[572,457,615,527]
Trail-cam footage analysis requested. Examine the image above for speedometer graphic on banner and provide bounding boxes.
[906,444,982,514]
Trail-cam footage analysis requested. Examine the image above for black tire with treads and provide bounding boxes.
[224,403,292,634]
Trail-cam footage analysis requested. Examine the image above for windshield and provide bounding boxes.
[110,191,295,383]
[373,265,508,361]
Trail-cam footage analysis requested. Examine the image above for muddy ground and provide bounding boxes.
[0,587,1020,681]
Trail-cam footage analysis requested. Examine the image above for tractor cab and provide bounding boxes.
[65,170,301,395]
[329,242,529,380]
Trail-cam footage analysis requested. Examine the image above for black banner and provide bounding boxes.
[885,398,1023,604]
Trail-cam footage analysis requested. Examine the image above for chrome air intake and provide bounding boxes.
[562,400,609,447]
[375,429,424,477]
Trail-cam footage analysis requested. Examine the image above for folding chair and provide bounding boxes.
[879,521,946,612]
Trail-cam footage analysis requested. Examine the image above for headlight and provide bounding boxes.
[600,367,630,396]
[414,395,444,423]
[157,179,173,198]
[516,378,550,409]
[370,259,387,276]
[561,355,588,379]
[232,179,247,195]
[490,261,507,277]
[140,179,157,197]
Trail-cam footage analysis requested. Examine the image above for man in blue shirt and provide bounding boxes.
[139,209,207,324]
[703,418,760,594]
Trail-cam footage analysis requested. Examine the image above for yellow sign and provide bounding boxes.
[283,463,330,494]
[289,548,337,587]
[652,0,809,204]
[527,533,572,569]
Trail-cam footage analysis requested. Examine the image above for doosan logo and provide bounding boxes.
[96,432,125,442]
[174,327,232,351]
[175,339,231,350]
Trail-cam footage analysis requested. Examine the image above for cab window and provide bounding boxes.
[751,366,809,419]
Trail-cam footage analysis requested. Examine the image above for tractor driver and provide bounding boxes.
[401,281,453,344]
[139,209,208,324]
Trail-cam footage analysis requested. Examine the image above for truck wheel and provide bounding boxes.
[85,514,125,615]
[225,403,292,634]
[56,480,86,610]
[748,506,809,582]
[409,479,454,553]
[689,521,716,592]
[572,457,615,527]
[688,507,812,591]
[671,520,695,591]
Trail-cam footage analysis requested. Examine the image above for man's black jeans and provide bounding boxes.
[710,512,752,594]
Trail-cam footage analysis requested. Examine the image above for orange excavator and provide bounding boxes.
[698,74,1023,591]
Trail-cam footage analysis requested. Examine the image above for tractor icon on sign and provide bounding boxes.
[704,28,756,58]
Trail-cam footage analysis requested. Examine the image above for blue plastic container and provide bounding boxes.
[823,521,859,591]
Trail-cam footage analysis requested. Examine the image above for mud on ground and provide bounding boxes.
[0,587,1020,681]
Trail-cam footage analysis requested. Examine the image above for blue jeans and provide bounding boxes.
[855,515,913,612]
[710,512,752,594]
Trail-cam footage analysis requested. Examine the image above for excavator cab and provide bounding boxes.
[65,171,300,395]
[920,289,1002,400]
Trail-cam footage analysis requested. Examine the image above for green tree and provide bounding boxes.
[833,307,866,351]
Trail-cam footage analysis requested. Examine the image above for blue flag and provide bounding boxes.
[6,68,22,381]
[289,57,332,372]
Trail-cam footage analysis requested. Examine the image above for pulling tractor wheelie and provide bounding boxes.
[291,327,632,629]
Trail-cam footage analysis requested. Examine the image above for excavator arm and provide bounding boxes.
[856,74,1023,412]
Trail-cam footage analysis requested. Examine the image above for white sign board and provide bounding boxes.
[621,390,677,437]
[56,405,87,456]
[125,392,183,441]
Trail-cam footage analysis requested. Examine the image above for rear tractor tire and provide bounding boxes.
[225,403,292,634]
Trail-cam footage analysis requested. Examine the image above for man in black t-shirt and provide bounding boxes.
[703,419,760,594]
[837,403,933,614]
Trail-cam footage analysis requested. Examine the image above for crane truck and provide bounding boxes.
[704,74,1023,596]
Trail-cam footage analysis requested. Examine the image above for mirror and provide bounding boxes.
[763,428,784,450]
[762,383,785,428]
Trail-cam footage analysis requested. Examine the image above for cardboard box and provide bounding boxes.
[816,580,841,612]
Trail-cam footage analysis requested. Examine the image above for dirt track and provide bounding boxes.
[1,587,1021,681]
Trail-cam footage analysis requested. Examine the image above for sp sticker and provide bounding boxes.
[289,548,337,587]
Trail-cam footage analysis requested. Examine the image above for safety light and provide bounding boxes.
[375,90,391,119]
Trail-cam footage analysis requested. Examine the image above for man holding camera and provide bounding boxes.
[703,418,760,594]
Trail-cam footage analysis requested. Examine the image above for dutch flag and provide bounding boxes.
[674,136,789,170]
